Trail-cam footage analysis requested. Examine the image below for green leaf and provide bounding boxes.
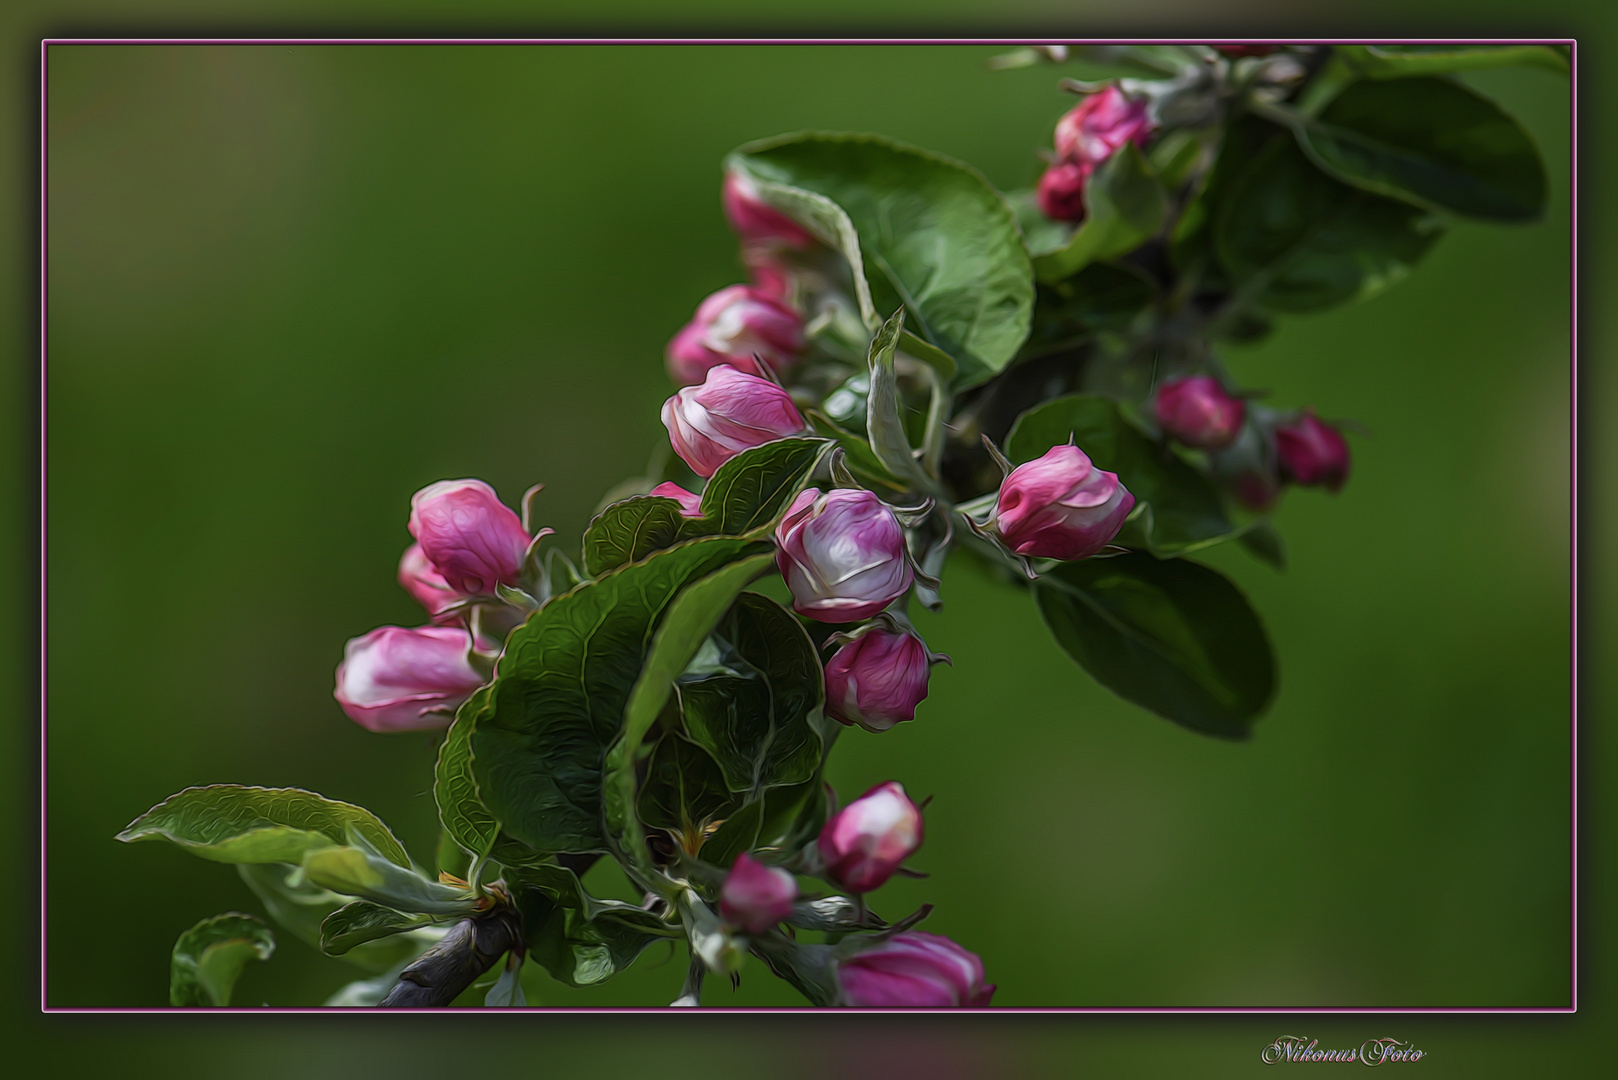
[1009,188,1074,259]
[698,797,764,872]
[677,592,827,795]
[510,867,675,989]
[118,785,412,869]
[1210,118,1444,314]
[757,774,829,854]
[1033,144,1170,283]
[637,734,739,836]
[1239,519,1287,570]
[170,913,275,1006]
[320,901,433,957]
[1026,263,1157,352]
[1336,43,1570,79]
[581,497,687,578]
[1278,77,1547,222]
[1034,553,1275,737]
[601,553,776,889]
[472,536,772,859]
[433,686,501,861]
[863,309,923,483]
[298,846,480,917]
[807,410,907,492]
[684,437,833,538]
[730,132,1034,388]
[237,863,426,972]
[1006,395,1238,555]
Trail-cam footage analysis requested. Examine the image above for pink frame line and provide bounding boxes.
[38,37,1578,1015]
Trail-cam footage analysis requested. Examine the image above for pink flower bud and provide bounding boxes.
[824,624,943,733]
[333,625,485,733]
[1215,45,1279,58]
[775,488,914,623]
[1154,375,1246,450]
[817,781,923,894]
[837,930,996,1008]
[993,445,1135,561]
[722,170,816,248]
[648,481,704,518]
[666,285,806,385]
[1275,411,1351,492]
[1052,85,1153,170]
[1035,160,1091,222]
[661,364,807,479]
[397,543,467,625]
[407,480,533,597]
[718,853,798,934]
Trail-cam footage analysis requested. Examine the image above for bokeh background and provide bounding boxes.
[43,43,1572,1012]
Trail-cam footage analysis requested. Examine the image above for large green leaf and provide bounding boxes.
[510,865,677,989]
[297,845,480,917]
[1006,395,1238,555]
[581,497,687,578]
[1335,43,1569,79]
[1211,118,1444,314]
[118,786,412,869]
[1281,77,1547,222]
[729,133,1034,388]
[433,686,501,861]
[170,913,275,1007]
[677,592,826,795]
[319,901,433,957]
[636,734,739,835]
[1034,553,1275,737]
[601,553,776,889]
[472,536,772,858]
[1033,144,1170,284]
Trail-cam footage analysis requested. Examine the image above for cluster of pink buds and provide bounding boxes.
[1037,85,1154,223]
[334,480,546,733]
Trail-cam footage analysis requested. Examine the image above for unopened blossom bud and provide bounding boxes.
[1052,85,1153,171]
[775,489,913,623]
[649,481,704,518]
[837,931,996,1007]
[1215,45,1279,58]
[333,625,484,733]
[397,543,466,624]
[993,445,1135,561]
[1154,375,1245,450]
[718,853,797,934]
[817,781,923,893]
[666,285,806,385]
[722,170,816,248]
[1275,411,1351,492]
[661,364,807,479]
[407,480,533,597]
[1035,160,1090,222]
[824,624,944,733]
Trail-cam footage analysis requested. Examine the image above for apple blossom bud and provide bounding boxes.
[666,284,806,385]
[775,488,914,623]
[649,481,704,518]
[333,625,484,733]
[1036,160,1090,222]
[1215,45,1279,58]
[993,445,1135,561]
[718,853,797,934]
[837,931,996,1007]
[1052,85,1153,169]
[817,781,923,893]
[397,542,466,625]
[407,480,532,597]
[1154,375,1245,450]
[661,364,808,479]
[722,170,815,248]
[824,624,944,733]
[1275,411,1351,492]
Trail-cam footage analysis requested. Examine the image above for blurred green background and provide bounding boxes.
[43,43,1571,1012]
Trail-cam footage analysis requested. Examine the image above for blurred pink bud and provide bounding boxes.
[993,445,1135,561]
[722,170,816,248]
[817,781,923,894]
[741,243,794,300]
[666,285,806,385]
[1275,411,1351,492]
[825,624,943,733]
[407,480,533,596]
[333,625,484,733]
[775,488,914,623]
[397,543,467,625]
[661,364,807,479]
[1215,44,1279,58]
[1053,85,1153,169]
[837,931,995,1007]
[649,481,704,518]
[1154,375,1246,450]
[1035,160,1091,222]
[719,852,798,934]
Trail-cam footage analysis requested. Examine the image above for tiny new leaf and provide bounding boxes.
[170,913,275,1007]
[320,901,433,957]
[297,845,480,917]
